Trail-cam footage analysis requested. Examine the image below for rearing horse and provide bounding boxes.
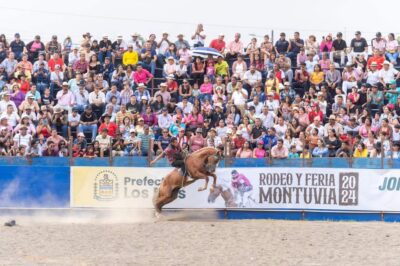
[153,147,221,214]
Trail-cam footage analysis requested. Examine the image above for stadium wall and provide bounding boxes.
[2,158,400,222]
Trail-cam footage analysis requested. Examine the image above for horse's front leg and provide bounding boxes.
[198,175,209,191]
[210,173,217,191]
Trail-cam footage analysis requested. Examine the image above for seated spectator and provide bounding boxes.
[252,140,266,158]
[98,114,117,138]
[95,128,111,157]
[163,56,176,78]
[312,139,329,157]
[235,140,252,158]
[42,140,58,157]
[385,33,399,66]
[270,139,288,159]
[78,106,98,141]
[231,55,247,80]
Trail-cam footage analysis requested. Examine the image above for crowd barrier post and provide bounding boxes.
[147,140,152,167]
[108,138,113,165]
[349,137,353,168]
[381,135,384,169]
[68,136,73,165]
[268,142,272,165]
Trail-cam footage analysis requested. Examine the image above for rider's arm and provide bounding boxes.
[150,150,165,166]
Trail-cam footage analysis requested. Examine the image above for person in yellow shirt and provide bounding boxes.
[310,64,324,87]
[265,73,281,94]
[215,56,229,80]
[300,145,311,159]
[353,143,368,158]
[122,44,138,66]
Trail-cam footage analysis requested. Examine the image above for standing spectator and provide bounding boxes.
[385,33,399,66]
[191,24,206,48]
[287,32,304,67]
[347,31,368,63]
[9,33,26,61]
[209,34,226,53]
[226,33,244,61]
[175,34,190,50]
[140,41,157,75]
[274,33,290,55]
[330,32,347,67]
[137,125,154,156]
[26,35,45,63]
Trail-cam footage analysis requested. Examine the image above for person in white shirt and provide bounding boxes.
[274,117,288,139]
[231,81,248,116]
[243,65,262,90]
[0,92,17,114]
[365,62,380,86]
[88,86,106,119]
[157,107,173,131]
[264,92,280,113]
[128,33,144,54]
[13,125,32,148]
[2,105,20,127]
[258,106,276,129]
[68,47,80,67]
[246,95,263,115]
[191,24,206,47]
[379,61,400,85]
[73,84,89,113]
[176,97,193,115]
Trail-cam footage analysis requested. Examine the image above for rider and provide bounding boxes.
[150,137,187,176]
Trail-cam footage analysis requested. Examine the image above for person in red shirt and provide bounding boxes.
[18,74,30,94]
[48,52,64,72]
[209,34,226,53]
[367,49,385,70]
[98,114,117,137]
[308,103,324,122]
[231,131,246,156]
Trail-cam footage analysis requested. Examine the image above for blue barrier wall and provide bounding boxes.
[0,164,70,208]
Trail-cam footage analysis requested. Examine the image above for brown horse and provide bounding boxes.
[207,185,237,207]
[153,147,221,214]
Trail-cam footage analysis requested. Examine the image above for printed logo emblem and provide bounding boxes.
[94,170,119,201]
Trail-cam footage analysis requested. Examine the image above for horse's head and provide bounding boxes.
[205,151,221,173]
[207,185,222,203]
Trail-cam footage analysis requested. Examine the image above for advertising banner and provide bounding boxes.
[70,166,400,211]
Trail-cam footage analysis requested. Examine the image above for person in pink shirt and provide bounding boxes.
[319,52,331,73]
[320,35,333,55]
[226,33,244,61]
[185,106,204,132]
[385,33,399,65]
[199,76,213,102]
[133,64,153,86]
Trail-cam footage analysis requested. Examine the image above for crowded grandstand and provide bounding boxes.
[0,26,399,159]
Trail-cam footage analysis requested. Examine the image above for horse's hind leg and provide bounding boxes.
[155,187,180,213]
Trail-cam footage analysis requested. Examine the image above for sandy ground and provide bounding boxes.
[1,212,400,266]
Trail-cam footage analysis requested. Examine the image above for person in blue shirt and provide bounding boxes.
[312,139,329,157]
[261,127,278,150]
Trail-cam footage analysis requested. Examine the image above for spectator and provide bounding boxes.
[271,139,288,159]
[226,33,244,61]
[95,128,111,157]
[348,31,368,63]
[137,125,154,156]
[385,33,399,66]
[191,24,206,48]
[209,34,226,53]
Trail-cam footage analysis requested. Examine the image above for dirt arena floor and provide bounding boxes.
[1,211,400,265]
